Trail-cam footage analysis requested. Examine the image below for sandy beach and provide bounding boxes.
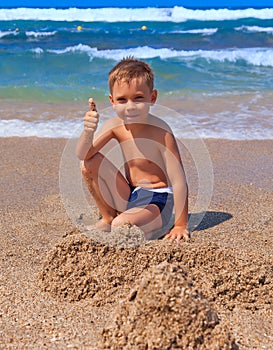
[0,136,272,349]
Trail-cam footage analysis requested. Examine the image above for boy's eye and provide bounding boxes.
[134,96,144,102]
[116,98,127,103]
[115,96,144,104]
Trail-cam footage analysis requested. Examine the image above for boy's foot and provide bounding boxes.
[86,219,111,232]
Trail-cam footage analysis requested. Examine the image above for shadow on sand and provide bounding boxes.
[189,211,233,232]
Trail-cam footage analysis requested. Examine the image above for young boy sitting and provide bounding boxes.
[76,57,189,242]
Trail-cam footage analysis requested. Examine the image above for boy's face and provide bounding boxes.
[109,78,157,124]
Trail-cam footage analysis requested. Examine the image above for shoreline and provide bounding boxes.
[1,137,272,349]
[1,93,273,139]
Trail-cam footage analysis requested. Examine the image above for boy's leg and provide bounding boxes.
[81,153,130,230]
[112,204,162,235]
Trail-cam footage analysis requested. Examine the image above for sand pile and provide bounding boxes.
[99,262,237,350]
[40,230,273,312]
[39,228,182,305]
[177,243,273,311]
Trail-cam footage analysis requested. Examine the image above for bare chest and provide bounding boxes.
[118,133,163,164]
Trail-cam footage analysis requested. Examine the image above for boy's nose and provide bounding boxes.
[126,101,137,110]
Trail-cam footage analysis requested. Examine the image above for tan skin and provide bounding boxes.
[76,78,189,242]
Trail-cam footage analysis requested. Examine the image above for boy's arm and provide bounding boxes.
[163,183,189,242]
[161,132,189,242]
[76,98,114,161]
[76,98,99,160]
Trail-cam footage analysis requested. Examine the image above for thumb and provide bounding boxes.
[88,98,97,112]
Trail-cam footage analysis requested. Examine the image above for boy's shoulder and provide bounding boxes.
[147,114,172,133]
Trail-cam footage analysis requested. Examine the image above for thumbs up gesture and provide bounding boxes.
[83,98,99,133]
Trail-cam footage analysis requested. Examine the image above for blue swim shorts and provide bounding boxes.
[126,186,174,229]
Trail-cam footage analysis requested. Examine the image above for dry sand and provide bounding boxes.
[0,137,272,349]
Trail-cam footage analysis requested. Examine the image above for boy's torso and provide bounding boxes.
[112,116,171,188]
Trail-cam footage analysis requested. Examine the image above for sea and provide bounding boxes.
[1,6,273,139]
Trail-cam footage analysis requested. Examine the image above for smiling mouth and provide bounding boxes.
[126,115,139,118]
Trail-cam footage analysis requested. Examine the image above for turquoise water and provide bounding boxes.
[1,6,273,138]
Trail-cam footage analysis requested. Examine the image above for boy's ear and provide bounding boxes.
[151,89,158,105]
[109,94,114,105]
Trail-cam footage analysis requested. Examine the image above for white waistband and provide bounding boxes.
[133,186,173,194]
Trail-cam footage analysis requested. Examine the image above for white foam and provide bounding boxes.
[0,118,82,138]
[1,113,272,140]
[171,6,273,21]
[42,45,273,68]
[30,47,44,54]
[235,25,273,34]
[170,28,218,35]
[26,31,57,38]
[47,44,180,60]
[0,30,19,38]
[1,6,273,22]
[48,43,94,55]
[194,47,273,67]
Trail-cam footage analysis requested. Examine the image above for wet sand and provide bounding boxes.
[0,137,272,349]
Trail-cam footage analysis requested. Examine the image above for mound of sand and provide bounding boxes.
[183,243,273,311]
[39,228,182,304]
[99,261,237,350]
[40,230,273,312]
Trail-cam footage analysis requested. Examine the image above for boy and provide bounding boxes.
[76,57,189,242]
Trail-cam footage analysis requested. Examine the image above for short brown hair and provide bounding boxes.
[108,57,154,93]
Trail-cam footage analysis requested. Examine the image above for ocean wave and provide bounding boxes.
[171,6,273,21]
[48,44,92,55]
[47,44,178,60]
[170,28,218,35]
[191,48,273,67]
[30,47,44,54]
[0,29,57,39]
[0,30,19,38]
[42,44,273,67]
[0,118,81,138]
[235,25,273,34]
[26,31,57,38]
[1,6,273,22]
[1,116,272,140]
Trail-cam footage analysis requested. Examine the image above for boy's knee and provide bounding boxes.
[111,215,128,228]
[81,160,91,177]
[81,153,103,176]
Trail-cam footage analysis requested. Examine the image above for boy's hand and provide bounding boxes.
[163,226,190,243]
[83,98,99,133]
